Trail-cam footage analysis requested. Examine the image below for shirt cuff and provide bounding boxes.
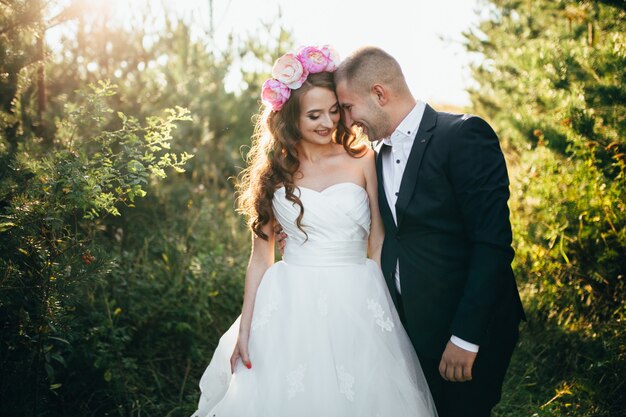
[450,335,479,353]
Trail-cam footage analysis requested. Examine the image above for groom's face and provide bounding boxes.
[336,80,392,142]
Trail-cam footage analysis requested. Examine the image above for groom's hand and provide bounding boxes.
[439,341,477,382]
[274,222,287,255]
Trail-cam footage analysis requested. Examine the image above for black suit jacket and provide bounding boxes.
[376,104,525,359]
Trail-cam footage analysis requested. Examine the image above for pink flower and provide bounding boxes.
[261,78,291,111]
[271,53,308,89]
[297,46,329,73]
[320,45,341,72]
[259,45,342,112]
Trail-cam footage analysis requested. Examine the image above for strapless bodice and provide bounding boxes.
[272,182,370,266]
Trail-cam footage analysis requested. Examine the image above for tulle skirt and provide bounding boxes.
[191,259,437,417]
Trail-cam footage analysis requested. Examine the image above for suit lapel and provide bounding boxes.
[374,140,396,232]
[395,104,438,228]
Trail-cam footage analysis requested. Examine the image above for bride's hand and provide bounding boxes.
[230,334,252,373]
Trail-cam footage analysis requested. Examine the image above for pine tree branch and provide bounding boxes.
[592,0,626,11]
[0,1,82,35]
[0,8,40,36]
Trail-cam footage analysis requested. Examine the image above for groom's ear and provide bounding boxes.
[371,84,389,106]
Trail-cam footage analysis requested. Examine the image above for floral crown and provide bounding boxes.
[261,45,341,112]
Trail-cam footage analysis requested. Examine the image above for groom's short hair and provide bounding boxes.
[335,46,409,96]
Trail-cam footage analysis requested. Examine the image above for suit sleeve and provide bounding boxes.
[447,116,515,345]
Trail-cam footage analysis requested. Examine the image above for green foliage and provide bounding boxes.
[1,1,292,415]
[511,145,625,325]
[20,81,192,219]
[0,81,193,415]
[495,317,625,417]
[466,0,625,415]
[467,0,625,324]
[56,192,247,416]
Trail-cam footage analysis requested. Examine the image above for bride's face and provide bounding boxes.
[297,86,340,146]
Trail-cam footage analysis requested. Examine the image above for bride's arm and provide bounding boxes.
[231,221,275,371]
[362,148,385,266]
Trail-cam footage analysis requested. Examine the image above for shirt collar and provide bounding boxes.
[382,100,426,147]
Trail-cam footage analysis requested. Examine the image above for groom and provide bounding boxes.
[334,47,525,417]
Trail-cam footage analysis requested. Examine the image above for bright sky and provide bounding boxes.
[191,0,482,106]
[53,0,483,106]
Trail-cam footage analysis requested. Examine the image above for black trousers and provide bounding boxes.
[396,292,519,417]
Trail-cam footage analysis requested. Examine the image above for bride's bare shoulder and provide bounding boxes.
[352,145,375,168]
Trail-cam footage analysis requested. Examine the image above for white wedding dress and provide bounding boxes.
[191,182,437,417]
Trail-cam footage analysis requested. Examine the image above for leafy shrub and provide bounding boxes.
[0,82,193,415]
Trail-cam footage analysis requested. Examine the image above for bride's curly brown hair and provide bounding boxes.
[237,71,364,240]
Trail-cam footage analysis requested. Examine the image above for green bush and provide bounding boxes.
[0,82,193,415]
[466,1,625,415]
[1,2,291,414]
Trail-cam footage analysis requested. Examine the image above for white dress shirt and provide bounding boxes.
[381,101,479,353]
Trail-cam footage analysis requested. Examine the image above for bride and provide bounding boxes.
[190,46,437,417]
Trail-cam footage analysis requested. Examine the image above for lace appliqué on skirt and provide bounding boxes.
[251,299,278,331]
[286,364,307,400]
[336,365,355,401]
[367,299,394,332]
